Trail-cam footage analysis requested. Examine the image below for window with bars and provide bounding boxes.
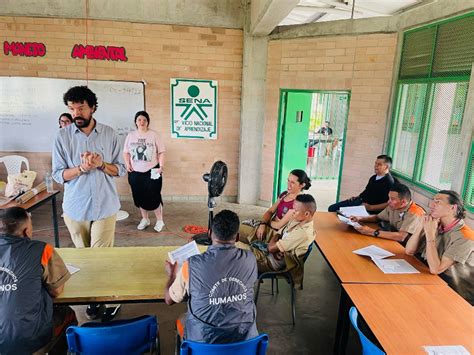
[389,12,474,212]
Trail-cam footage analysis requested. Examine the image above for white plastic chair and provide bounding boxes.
[0,155,30,175]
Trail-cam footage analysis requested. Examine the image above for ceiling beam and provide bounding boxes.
[251,0,299,36]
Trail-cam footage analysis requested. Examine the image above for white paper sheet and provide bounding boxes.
[66,263,80,275]
[372,258,420,274]
[168,241,201,265]
[339,205,370,217]
[338,215,362,228]
[353,245,395,259]
[423,345,470,355]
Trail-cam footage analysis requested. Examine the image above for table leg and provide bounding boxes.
[333,287,350,355]
[51,195,60,248]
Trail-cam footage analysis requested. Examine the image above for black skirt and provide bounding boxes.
[128,167,163,211]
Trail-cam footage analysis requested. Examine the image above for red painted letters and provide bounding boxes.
[71,44,128,62]
[3,41,46,57]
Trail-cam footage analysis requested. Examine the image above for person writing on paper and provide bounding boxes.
[0,207,77,354]
[239,194,316,287]
[164,210,258,344]
[350,183,425,242]
[328,155,395,214]
[123,111,166,232]
[405,190,473,277]
[240,169,311,244]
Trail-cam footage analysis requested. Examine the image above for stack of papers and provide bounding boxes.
[339,205,369,217]
[353,245,420,274]
[66,263,80,275]
[423,345,470,355]
[338,215,362,228]
[168,241,201,265]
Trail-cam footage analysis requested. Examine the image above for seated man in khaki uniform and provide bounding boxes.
[238,194,316,282]
[406,190,473,274]
[350,183,425,242]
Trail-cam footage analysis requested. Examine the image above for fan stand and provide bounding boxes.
[193,196,216,245]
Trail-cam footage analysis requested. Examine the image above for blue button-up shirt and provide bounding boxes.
[52,121,126,221]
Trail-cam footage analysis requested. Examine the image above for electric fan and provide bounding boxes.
[193,160,228,245]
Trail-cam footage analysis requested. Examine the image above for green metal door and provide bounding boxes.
[275,92,312,198]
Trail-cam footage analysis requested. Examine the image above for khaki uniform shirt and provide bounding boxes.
[419,220,474,265]
[169,261,190,303]
[41,244,71,292]
[276,219,314,260]
[377,202,425,234]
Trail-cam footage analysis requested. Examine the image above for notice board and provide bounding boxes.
[0,77,145,152]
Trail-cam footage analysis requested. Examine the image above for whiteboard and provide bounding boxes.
[0,77,145,152]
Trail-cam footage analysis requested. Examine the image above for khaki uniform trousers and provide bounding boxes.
[63,214,117,248]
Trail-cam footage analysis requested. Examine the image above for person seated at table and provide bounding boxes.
[58,112,73,129]
[350,183,425,242]
[164,210,258,344]
[239,194,315,286]
[328,154,395,214]
[240,169,311,244]
[0,207,77,354]
[405,190,473,277]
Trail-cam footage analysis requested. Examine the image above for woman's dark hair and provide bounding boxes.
[290,169,311,190]
[438,190,466,219]
[58,113,73,126]
[134,111,150,128]
[63,86,98,110]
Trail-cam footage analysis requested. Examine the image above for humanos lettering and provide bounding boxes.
[209,293,247,305]
[0,283,17,292]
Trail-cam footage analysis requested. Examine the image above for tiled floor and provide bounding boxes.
[30,199,361,354]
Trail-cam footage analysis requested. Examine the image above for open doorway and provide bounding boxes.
[273,90,350,210]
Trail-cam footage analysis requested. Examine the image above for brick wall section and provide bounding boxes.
[261,33,397,203]
[0,17,243,198]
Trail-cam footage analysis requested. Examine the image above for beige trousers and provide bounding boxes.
[63,214,117,248]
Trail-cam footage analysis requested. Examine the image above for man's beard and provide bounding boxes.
[74,115,92,128]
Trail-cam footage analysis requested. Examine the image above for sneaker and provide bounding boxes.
[137,218,150,230]
[86,303,103,320]
[101,304,121,322]
[154,220,165,232]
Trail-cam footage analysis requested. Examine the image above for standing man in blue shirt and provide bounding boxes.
[52,86,126,321]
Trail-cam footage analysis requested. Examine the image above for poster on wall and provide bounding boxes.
[171,78,218,139]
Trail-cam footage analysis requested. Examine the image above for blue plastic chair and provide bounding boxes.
[180,334,269,355]
[349,307,385,355]
[66,315,159,355]
[255,241,315,325]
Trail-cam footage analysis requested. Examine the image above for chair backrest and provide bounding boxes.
[66,315,158,355]
[180,334,269,355]
[349,307,385,355]
[302,240,315,263]
[0,155,30,175]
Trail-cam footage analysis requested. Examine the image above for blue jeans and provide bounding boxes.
[327,197,363,212]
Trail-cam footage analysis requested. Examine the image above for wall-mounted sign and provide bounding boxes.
[171,78,218,139]
[71,44,128,62]
[3,41,46,57]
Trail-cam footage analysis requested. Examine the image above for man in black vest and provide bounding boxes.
[0,207,77,354]
[165,210,259,344]
[328,154,396,214]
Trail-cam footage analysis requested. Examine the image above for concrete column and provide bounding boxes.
[238,6,268,205]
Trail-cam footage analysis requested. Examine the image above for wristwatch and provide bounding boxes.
[373,229,380,237]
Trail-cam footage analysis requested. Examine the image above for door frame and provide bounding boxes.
[272,88,351,203]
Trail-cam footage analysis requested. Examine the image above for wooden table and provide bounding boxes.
[343,283,474,354]
[1,190,60,247]
[315,212,444,285]
[313,212,446,354]
[55,246,204,305]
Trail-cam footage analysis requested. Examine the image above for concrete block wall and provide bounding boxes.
[261,33,398,203]
[0,16,243,199]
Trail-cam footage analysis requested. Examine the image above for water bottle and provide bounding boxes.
[45,172,54,193]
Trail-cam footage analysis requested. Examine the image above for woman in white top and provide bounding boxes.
[123,111,166,232]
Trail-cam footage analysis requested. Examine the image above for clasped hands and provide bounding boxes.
[79,151,103,173]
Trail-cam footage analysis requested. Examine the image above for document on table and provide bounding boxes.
[353,245,395,259]
[66,263,80,275]
[423,345,470,355]
[339,205,370,217]
[372,258,420,274]
[338,215,362,228]
[168,241,201,265]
